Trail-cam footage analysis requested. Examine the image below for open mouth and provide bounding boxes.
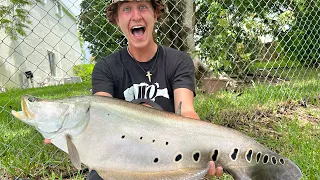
[131,26,146,37]
[12,96,35,120]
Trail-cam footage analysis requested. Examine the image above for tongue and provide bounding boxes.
[133,28,144,37]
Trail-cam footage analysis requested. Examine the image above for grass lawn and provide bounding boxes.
[0,67,319,179]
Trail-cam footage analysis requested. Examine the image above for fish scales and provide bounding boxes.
[12,95,302,180]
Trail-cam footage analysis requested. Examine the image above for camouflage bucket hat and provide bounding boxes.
[108,0,151,10]
[106,0,164,24]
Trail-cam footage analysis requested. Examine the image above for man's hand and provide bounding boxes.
[141,103,152,108]
[208,161,223,178]
[44,138,51,144]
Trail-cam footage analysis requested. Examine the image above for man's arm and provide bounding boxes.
[94,92,113,97]
[174,88,223,178]
[174,88,199,119]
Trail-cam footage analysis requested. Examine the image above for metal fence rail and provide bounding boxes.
[0,0,319,179]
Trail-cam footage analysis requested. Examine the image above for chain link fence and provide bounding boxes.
[0,0,319,179]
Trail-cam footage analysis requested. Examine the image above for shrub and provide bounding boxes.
[73,64,94,82]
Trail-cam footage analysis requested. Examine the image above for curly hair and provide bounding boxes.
[106,0,165,24]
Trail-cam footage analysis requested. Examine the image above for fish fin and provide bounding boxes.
[176,101,182,115]
[131,98,163,111]
[97,163,210,180]
[66,135,81,170]
[225,157,302,180]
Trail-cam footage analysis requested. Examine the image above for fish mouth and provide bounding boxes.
[12,95,35,120]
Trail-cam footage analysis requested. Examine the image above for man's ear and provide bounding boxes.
[154,13,158,22]
[116,16,119,25]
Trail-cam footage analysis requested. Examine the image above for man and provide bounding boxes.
[93,0,198,119]
[90,0,223,178]
[90,0,224,179]
[46,0,223,179]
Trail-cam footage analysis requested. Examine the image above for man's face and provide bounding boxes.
[116,1,157,48]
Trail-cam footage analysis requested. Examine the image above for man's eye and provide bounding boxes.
[123,7,131,12]
[139,5,147,10]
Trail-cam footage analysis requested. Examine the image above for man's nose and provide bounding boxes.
[131,8,142,21]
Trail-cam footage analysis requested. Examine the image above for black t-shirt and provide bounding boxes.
[92,45,196,112]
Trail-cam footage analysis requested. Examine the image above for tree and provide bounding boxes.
[78,0,126,60]
[194,0,298,76]
[158,0,190,51]
[0,0,38,40]
[278,0,320,66]
[79,0,198,61]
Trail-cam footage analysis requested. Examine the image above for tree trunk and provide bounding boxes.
[183,0,196,53]
[160,0,187,51]
[159,0,210,84]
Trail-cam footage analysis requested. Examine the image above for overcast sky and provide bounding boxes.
[62,0,81,16]
[60,0,94,61]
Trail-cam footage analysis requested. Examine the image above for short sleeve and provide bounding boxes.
[91,57,115,95]
[172,53,196,95]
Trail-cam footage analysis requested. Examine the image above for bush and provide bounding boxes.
[73,64,94,82]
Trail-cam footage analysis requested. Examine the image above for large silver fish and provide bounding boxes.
[12,95,302,180]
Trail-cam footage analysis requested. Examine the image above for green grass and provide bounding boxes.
[195,67,319,180]
[251,59,302,70]
[0,68,319,179]
[0,82,91,179]
[278,121,320,180]
[195,66,319,120]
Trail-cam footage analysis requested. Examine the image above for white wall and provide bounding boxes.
[0,0,83,89]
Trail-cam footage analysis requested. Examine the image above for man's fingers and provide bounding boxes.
[208,161,216,175]
[44,138,51,144]
[215,166,224,178]
[142,103,152,108]
[207,161,224,178]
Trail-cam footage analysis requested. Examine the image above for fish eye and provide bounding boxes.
[28,97,36,102]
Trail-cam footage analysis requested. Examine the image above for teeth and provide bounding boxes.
[132,26,144,29]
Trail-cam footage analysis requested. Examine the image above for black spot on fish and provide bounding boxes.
[193,152,200,162]
[256,152,262,163]
[279,158,285,164]
[86,105,90,112]
[140,137,143,140]
[152,140,155,143]
[154,158,159,163]
[211,150,219,161]
[121,135,125,139]
[175,154,182,162]
[272,156,277,164]
[246,149,253,162]
[165,142,169,145]
[231,148,239,160]
[263,155,269,164]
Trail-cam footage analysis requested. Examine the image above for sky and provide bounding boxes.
[61,0,81,16]
[60,0,93,62]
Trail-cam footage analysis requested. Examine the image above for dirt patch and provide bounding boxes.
[274,98,320,125]
[281,105,319,125]
[216,99,319,140]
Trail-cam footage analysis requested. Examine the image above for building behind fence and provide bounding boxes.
[0,0,83,90]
